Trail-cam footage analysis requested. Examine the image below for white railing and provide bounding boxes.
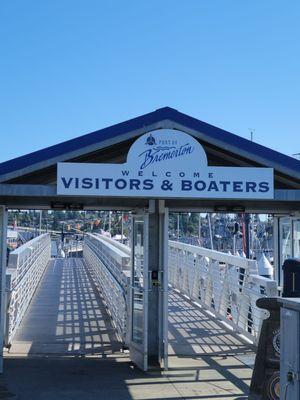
[83,234,277,347]
[5,233,51,345]
[168,240,278,344]
[83,234,130,345]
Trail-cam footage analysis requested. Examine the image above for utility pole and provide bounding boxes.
[249,128,255,142]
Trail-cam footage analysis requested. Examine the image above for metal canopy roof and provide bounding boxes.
[0,107,300,211]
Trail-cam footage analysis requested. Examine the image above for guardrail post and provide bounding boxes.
[0,206,7,373]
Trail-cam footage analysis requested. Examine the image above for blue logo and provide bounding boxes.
[145,134,156,146]
[139,141,194,170]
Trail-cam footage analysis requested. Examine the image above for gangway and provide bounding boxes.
[8,257,121,357]
[2,232,278,398]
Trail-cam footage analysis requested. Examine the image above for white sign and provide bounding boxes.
[57,129,274,199]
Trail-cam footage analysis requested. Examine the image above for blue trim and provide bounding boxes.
[170,109,300,175]
[0,108,166,176]
[1,106,299,179]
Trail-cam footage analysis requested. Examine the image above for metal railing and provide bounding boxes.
[83,234,130,345]
[168,240,278,344]
[5,233,51,345]
[83,234,278,347]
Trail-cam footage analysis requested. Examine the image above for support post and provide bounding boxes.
[273,216,280,286]
[121,212,124,243]
[147,200,168,367]
[208,213,214,250]
[198,213,201,245]
[108,211,112,236]
[39,210,42,235]
[0,206,7,373]
[147,200,160,365]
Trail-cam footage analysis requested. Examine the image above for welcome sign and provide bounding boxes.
[57,129,274,199]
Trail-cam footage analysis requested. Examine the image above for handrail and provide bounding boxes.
[83,234,130,345]
[168,240,278,344]
[5,233,51,345]
[83,235,277,347]
[94,234,131,256]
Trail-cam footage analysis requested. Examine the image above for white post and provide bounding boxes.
[0,206,7,373]
[233,234,236,254]
[273,216,280,285]
[208,213,214,250]
[177,214,180,240]
[121,212,124,243]
[250,217,254,259]
[39,210,42,235]
[108,211,112,236]
[198,213,201,245]
[102,212,106,232]
[31,211,35,234]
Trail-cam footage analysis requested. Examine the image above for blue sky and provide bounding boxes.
[1,1,299,162]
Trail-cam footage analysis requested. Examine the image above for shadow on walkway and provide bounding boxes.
[167,289,255,398]
[2,258,253,399]
[9,258,120,357]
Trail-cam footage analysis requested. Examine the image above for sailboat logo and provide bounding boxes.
[145,134,156,146]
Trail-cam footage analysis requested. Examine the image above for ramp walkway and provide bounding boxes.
[8,258,121,357]
[3,255,254,399]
